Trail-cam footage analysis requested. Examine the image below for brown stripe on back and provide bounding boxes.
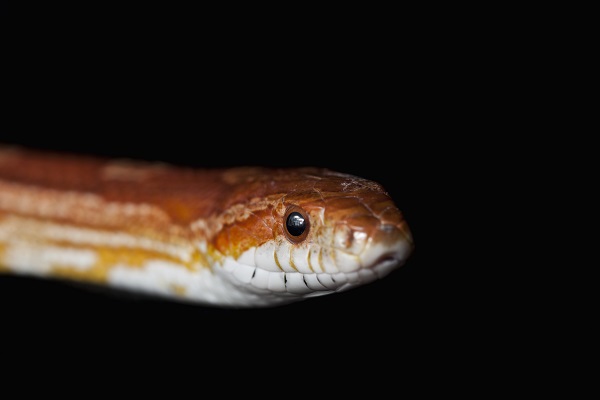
[0,146,228,224]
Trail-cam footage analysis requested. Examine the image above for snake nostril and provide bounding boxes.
[379,224,396,233]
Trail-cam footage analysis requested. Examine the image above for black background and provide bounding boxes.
[0,4,515,392]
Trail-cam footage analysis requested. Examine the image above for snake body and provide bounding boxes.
[0,145,413,307]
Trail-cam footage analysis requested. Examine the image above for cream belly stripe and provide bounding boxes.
[3,241,98,275]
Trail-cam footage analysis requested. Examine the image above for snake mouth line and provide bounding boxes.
[371,255,404,279]
[221,256,403,297]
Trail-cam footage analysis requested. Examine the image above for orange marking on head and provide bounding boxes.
[0,242,7,272]
[212,207,278,259]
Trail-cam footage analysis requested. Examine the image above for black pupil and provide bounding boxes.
[286,212,306,236]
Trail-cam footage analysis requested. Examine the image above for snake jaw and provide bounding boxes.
[210,196,414,307]
[212,222,413,307]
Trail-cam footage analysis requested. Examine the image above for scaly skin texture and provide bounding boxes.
[0,145,414,307]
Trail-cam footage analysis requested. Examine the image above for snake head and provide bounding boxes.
[206,168,414,307]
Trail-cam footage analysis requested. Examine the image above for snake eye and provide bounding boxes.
[284,205,310,243]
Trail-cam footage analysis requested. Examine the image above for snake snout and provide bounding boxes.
[358,221,413,278]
